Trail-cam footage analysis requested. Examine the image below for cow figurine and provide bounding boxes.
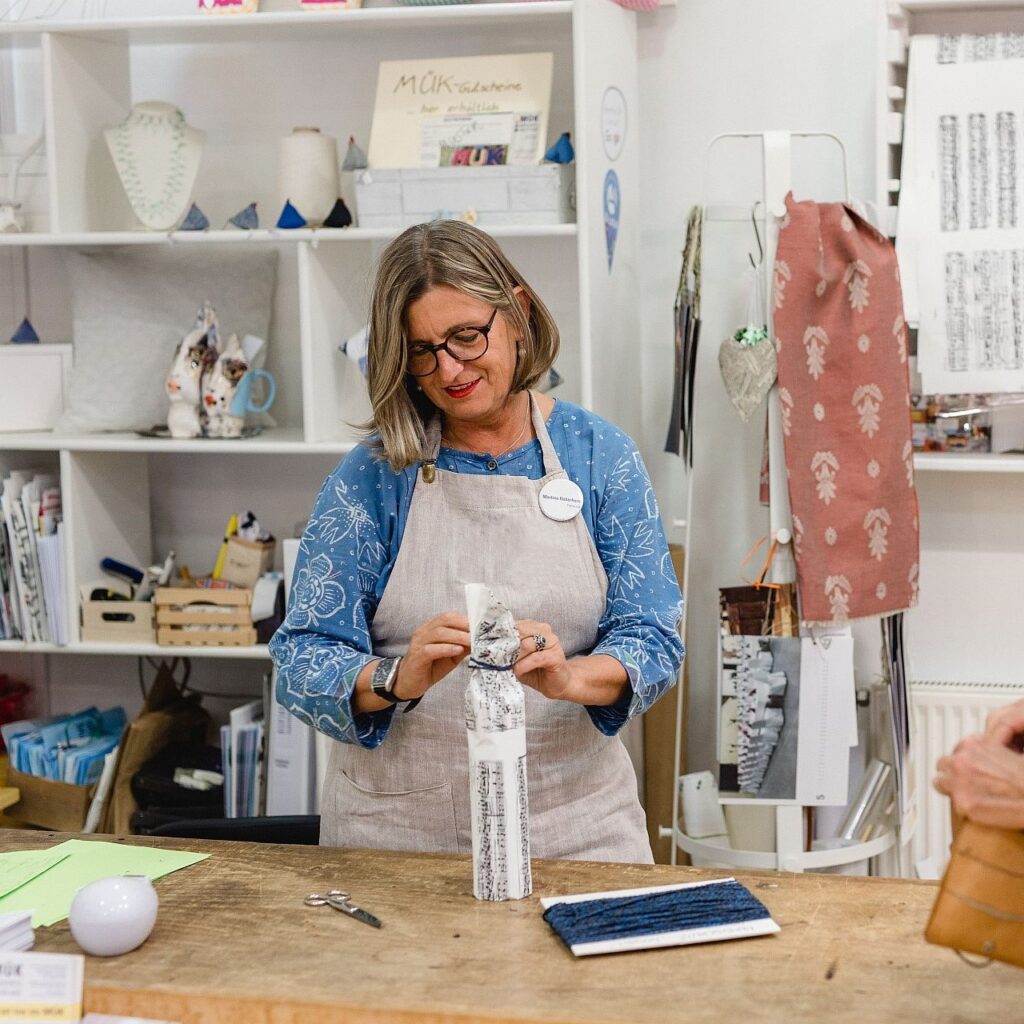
[166,303,218,438]
[202,333,249,438]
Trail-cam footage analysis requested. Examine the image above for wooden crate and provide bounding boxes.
[154,587,256,647]
[81,599,155,644]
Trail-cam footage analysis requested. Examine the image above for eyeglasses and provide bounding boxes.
[406,308,498,378]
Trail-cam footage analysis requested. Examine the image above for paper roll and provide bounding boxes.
[277,127,339,228]
[465,583,531,902]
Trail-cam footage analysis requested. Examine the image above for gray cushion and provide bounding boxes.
[57,248,277,434]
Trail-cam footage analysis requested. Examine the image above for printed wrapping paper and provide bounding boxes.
[464,584,532,901]
[772,193,920,624]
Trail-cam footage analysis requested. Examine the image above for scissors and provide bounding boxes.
[304,889,382,929]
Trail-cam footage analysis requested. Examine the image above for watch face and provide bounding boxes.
[372,658,400,700]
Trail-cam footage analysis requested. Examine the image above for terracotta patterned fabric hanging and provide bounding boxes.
[772,193,920,624]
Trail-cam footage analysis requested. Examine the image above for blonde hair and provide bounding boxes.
[363,221,559,472]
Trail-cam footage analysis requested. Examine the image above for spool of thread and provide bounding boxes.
[542,879,775,954]
[277,127,339,228]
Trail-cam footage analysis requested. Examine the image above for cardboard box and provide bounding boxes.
[81,600,155,644]
[354,165,575,229]
[220,537,275,589]
[0,343,73,432]
[6,766,94,831]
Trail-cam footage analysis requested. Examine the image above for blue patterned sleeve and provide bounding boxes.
[587,436,685,736]
[269,452,396,750]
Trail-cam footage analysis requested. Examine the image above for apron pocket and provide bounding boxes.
[324,770,460,855]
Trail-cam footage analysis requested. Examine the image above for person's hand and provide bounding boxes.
[393,612,471,701]
[934,732,1024,830]
[985,698,1024,752]
[512,620,575,701]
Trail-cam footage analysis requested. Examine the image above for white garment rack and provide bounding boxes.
[663,131,896,871]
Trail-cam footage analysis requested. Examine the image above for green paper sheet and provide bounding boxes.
[0,840,209,928]
[0,848,72,900]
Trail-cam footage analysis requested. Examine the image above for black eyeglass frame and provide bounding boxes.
[406,307,499,378]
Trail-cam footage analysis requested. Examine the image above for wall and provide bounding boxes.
[635,0,880,778]
[3,0,884,790]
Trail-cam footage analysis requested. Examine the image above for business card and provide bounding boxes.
[0,951,83,1022]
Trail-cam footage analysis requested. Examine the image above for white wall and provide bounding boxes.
[634,1,879,773]
[2,0,885,779]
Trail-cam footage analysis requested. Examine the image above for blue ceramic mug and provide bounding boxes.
[229,369,276,417]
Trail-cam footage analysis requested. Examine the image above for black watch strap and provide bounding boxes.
[370,657,421,713]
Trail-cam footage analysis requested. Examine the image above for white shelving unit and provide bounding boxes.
[873,0,1024,873]
[0,3,644,715]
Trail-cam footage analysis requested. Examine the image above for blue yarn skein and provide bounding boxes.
[543,880,771,947]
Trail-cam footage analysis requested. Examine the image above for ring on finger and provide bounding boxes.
[532,633,547,652]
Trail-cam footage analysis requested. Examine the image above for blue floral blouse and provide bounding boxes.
[270,400,685,749]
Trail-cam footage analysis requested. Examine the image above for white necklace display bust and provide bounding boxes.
[105,102,205,231]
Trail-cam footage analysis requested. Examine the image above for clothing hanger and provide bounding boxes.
[748,201,764,270]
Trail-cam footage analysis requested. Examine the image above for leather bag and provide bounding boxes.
[925,818,1024,969]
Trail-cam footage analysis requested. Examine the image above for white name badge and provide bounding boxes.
[539,478,584,522]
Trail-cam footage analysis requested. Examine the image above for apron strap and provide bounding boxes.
[425,410,443,462]
[422,390,564,474]
[528,390,564,476]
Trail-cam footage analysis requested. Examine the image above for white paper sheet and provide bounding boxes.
[795,635,856,806]
[900,33,1024,393]
[368,53,552,169]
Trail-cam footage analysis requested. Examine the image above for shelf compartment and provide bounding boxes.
[36,6,576,236]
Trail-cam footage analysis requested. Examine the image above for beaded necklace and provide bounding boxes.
[441,398,532,461]
[111,107,189,226]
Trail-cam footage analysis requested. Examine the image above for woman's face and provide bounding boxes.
[405,284,524,426]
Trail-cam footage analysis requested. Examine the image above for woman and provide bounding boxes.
[934,698,1024,829]
[270,221,684,862]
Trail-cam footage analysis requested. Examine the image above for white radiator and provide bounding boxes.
[910,682,1022,874]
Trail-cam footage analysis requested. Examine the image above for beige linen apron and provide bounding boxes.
[321,393,652,863]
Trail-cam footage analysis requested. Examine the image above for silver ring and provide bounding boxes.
[533,633,547,652]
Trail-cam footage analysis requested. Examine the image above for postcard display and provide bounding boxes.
[464,584,532,902]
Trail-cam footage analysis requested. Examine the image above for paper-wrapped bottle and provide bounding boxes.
[465,583,532,901]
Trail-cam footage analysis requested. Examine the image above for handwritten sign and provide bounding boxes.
[368,54,553,169]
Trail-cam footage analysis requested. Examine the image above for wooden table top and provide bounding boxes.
[9,830,1021,1024]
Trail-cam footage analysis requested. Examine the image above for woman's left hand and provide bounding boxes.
[513,620,576,701]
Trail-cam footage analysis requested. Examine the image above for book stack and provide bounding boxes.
[0,911,34,952]
[3,708,126,786]
[0,470,68,644]
[220,699,265,818]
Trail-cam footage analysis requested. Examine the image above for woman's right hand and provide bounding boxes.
[393,612,472,701]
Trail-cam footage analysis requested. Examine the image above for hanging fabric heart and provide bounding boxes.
[719,263,777,422]
[718,333,778,422]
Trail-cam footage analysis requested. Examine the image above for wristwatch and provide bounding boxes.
[370,657,421,713]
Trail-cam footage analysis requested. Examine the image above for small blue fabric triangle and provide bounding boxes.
[276,200,307,230]
[323,198,353,229]
[228,202,259,230]
[10,317,39,344]
[179,203,210,231]
[544,132,574,164]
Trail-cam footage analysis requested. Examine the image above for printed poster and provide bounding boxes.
[367,53,553,169]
